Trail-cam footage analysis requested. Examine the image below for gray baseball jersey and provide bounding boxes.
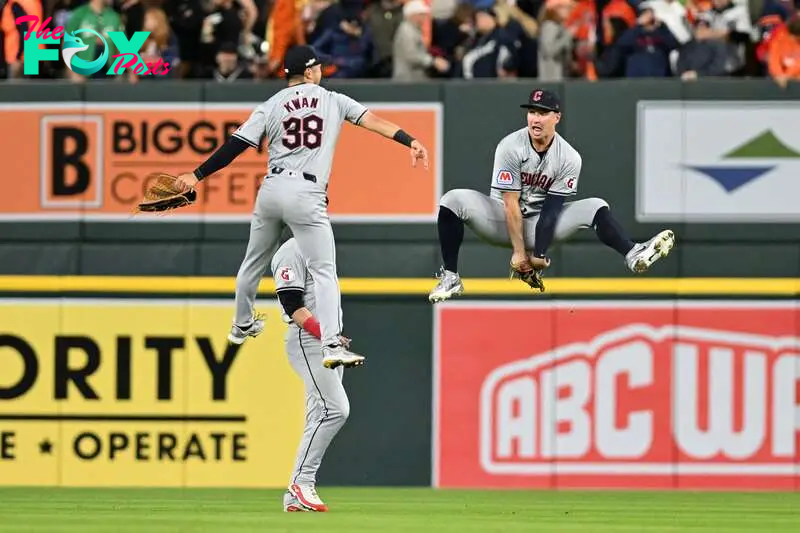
[489,128,582,217]
[232,84,368,189]
[270,237,343,330]
[270,237,349,487]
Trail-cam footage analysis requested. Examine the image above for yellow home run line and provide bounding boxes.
[0,276,797,295]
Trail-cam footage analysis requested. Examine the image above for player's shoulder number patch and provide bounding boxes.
[496,170,513,185]
[279,266,296,282]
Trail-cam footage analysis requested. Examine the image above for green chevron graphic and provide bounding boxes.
[723,130,800,159]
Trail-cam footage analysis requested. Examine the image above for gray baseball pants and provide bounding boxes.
[234,174,342,347]
[286,327,349,485]
[439,189,609,249]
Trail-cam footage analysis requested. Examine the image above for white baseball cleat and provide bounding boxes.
[625,230,676,274]
[428,266,464,303]
[227,313,265,345]
[322,344,365,370]
[283,490,308,512]
[289,484,329,512]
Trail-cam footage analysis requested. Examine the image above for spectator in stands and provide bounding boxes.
[367,0,404,77]
[312,15,373,78]
[198,0,244,77]
[305,0,342,44]
[165,0,205,79]
[209,40,253,80]
[768,14,800,87]
[593,5,637,77]
[461,7,516,78]
[392,0,450,81]
[130,6,181,81]
[265,0,308,77]
[676,17,729,79]
[698,0,754,75]
[64,0,125,82]
[646,0,693,44]
[611,2,681,77]
[498,0,541,78]
[538,0,576,81]
[1,0,43,79]
[431,2,475,78]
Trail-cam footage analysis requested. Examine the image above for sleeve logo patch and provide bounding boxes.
[567,177,576,190]
[497,170,513,185]
[279,267,295,282]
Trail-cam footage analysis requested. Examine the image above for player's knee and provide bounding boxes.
[584,197,610,218]
[327,399,349,425]
[586,197,610,211]
[439,189,466,215]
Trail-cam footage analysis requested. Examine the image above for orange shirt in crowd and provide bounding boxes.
[1,0,43,65]
[267,0,308,77]
[768,26,800,80]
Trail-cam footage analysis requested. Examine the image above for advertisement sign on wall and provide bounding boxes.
[636,101,800,223]
[434,301,800,490]
[0,102,442,223]
[0,299,302,487]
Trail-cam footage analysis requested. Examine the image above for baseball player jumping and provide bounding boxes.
[271,235,350,512]
[175,45,429,368]
[429,89,675,302]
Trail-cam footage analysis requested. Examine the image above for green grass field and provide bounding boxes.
[0,488,798,533]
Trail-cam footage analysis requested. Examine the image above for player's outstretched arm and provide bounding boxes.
[176,136,253,190]
[357,111,429,169]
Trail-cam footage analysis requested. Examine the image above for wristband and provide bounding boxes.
[393,129,415,147]
[302,317,321,340]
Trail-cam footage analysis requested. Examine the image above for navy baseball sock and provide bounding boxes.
[438,206,463,273]
[592,206,635,256]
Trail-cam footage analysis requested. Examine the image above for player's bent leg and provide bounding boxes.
[430,189,509,303]
[574,197,676,273]
[230,185,283,344]
[286,331,349,512]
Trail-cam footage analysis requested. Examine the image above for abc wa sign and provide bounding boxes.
[435,302,800,490]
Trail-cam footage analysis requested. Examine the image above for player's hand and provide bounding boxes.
[176,172,199,191]
[510,250,532,272]
[529,255,551,270]
[775,75,789,90]
[410,139,429,170]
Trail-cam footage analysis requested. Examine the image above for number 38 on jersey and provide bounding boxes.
[282,114,324,150]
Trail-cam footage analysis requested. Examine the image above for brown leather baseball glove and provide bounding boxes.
[510,257,546,292]
[135,173,197,214]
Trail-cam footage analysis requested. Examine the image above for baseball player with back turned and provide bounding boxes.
[429,89,676,302]
[175,45,429,367]
[271,235,350,512]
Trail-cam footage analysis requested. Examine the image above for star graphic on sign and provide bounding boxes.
[39,439,54,455]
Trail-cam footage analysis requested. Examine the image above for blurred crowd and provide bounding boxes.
[1,0,799,86]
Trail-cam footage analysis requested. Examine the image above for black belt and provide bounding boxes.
[268,166,317,183]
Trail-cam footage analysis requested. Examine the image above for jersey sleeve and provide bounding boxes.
[549,150,581,196]
[271,248,307,293]
[232,104,268,148]
[491,138,523,192]
[332,91,368,125]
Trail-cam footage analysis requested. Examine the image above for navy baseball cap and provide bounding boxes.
[520,89,561,113]
[283,45,331,76]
